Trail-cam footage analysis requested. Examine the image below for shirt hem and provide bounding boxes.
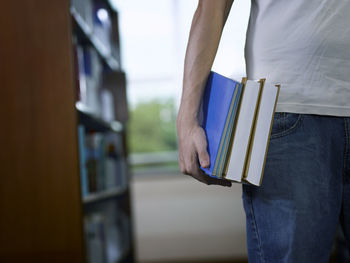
[275,103,350,117]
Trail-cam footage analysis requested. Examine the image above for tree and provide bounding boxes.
[127,98,177,153]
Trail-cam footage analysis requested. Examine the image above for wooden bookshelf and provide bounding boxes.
[76,102,123,133]
[0,0,134,262]
[72,0,134,262]
[0,0,85,262]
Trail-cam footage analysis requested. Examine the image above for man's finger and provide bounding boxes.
[194,129,210,168]
[197,147,210,168]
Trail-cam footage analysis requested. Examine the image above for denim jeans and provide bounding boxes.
[242,112,350,262]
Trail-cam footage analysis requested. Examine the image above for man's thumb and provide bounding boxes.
[197,143,210,168]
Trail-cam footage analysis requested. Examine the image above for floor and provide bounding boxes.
[130,173,247,262]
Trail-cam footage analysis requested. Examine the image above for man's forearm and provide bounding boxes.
[177,0,233,125]
[176,0,234,186]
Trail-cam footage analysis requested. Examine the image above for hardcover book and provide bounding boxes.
[199,71,280,186]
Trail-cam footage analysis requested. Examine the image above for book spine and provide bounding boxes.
[222,79,246,178]
[212,83,240,178]
[242,79,265,180]
[257,84,280,186]
[217,83,242,178]
[78,125,89,197]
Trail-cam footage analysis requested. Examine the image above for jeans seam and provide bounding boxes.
[247,189,265,263]
[270,114,304,139]
[343,118,349,182]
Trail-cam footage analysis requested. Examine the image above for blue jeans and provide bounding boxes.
[242,112,350,262]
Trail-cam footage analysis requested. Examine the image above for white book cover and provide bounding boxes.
[244,82,280,185]
[226,80,262,182]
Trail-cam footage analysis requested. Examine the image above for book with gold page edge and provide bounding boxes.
[199,71,280,186]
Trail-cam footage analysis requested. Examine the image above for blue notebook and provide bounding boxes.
[200,71,243,178]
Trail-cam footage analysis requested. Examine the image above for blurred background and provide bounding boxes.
[0,0,253,263]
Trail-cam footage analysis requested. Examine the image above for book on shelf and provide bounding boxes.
[78,128,127,197]
[74,43,122,123]
[84,207,130,263]
[199,71,280,186]
[102,71,129,123]
[78,125,89,196]
[86,132,105,192]
[101,88,116,122]
[104,132,127,189]
[104,204,131,262]
[75,44,103,116]
[93,0,112,55]
[84,213,107,263]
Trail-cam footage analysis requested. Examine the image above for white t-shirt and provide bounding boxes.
[245,0,350,117]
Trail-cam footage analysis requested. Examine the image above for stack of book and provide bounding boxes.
[84,208,130,263]
[72,0,125,123]
[78,126,127,197]
[199,71,280,186]
[75,45,103,116]
[74,43,127,123]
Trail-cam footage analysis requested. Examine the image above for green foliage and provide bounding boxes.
[127,98,177,153]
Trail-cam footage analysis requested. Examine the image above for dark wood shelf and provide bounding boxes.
[76,101,123,133]
[83,186,127,205]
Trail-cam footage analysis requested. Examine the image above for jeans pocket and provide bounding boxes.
[270,112,303,139]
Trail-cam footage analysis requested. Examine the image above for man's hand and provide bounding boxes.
[176,0,234,186]
[176,114,232,187]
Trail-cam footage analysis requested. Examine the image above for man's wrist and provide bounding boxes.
[176,107,199,127]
